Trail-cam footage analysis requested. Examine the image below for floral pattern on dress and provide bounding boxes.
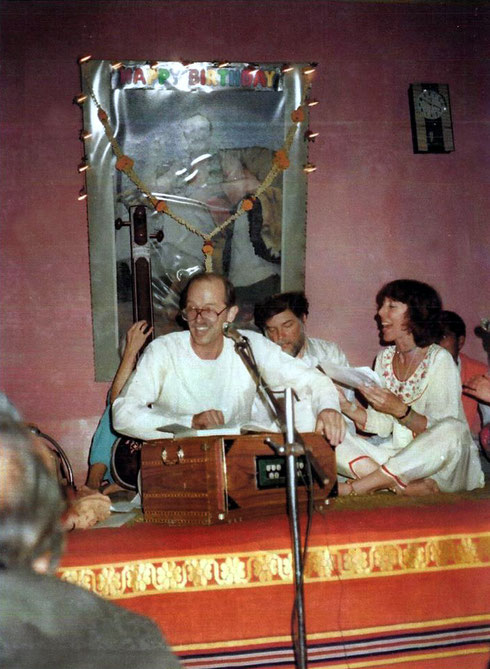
[379,344,439,404]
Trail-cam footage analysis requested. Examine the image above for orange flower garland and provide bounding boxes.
[241,197,255,211]
[273,149,290,170]
[116,155,134,172]
[291,106,305,123]
[155,200,168,213]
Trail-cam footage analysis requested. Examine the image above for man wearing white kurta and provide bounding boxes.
[252,291,354,433]
[112,274,345,445]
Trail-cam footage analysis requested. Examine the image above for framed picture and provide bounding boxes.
[79,60,311,380]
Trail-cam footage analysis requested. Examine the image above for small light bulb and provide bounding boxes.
[303,163,317,173]
[281,64,294,74]
[306,98,319,107]
[303,62,318,75]
[217,61,230,68]
[78,187,88,201]
[111,61,124,70]
[305,130,319,141]
[80,130,92,141]
[78,55,92,64]
[74,93,88,105]
[78,161,89,173]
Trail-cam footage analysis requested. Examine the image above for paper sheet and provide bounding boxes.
[317,362,382,389]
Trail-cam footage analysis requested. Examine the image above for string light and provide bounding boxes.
[217,60,230,68]
[303,163,317,173]
[111,61,123,70]
[78,54,92,64]
[281,64,294,74]
[80,130,92,141]
[78,187,88,201]
[306,98,319,107]
[149,61,159,69]
[78,160,89,173]
[302,63,317,76]
[304,130,319,141]
[74,93,88,105]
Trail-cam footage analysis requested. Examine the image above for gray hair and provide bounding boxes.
[0,400,65,571]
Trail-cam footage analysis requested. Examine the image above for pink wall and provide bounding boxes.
[1,0,489,482]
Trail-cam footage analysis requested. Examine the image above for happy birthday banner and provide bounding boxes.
[112,62,284,92]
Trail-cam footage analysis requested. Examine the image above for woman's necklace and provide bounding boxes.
[393,346,421,382]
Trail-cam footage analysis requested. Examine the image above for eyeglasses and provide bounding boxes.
[181,306,228,322]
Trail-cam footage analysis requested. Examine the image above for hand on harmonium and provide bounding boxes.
[314,408,346,446]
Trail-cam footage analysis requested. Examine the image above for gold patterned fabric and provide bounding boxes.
[59,532,490,600]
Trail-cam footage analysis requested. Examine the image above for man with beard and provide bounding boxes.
[253,291,355,432]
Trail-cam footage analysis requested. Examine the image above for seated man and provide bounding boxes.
[253,291,356,431]
[438,310,489,437]
[254,291,350,367]
[0,399,180,669]
[113,273,345,445]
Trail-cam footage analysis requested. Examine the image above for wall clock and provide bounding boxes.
[409,83,454,153]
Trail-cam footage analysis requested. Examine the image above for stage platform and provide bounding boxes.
[58,490,490,669]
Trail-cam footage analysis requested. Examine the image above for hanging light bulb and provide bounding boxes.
[305,130,319,141]
[78,54,92,64]
[303,163,317,173]
[78,187,88,201]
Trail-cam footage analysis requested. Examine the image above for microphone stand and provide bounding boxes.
[224,326,330,669]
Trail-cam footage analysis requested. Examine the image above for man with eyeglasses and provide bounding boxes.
[112,273,345,445]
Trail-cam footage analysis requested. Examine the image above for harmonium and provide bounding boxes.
[139,432,336,526]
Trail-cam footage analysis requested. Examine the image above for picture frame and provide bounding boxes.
[79,60,311,380]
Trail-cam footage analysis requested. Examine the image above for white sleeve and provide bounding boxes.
[112,341,185,440]
[322,342,350,368]
[423,348,464,428]
[250,333,341,414]
[364,353,395,437]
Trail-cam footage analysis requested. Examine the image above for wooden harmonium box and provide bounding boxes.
[140,432,336,526]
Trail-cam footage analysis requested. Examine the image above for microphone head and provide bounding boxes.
[223,322,247,344]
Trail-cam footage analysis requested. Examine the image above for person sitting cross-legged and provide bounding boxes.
[336,279,484,496]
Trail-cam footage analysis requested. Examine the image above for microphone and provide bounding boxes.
[223,322,249,345]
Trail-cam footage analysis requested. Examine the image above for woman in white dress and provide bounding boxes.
[336,279,484,496]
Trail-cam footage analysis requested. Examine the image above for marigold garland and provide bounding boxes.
[116,155,134,172]
[84,70,311,270]
[241,197,255,211]
[273,149,290,170]
[291,106,305,123]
